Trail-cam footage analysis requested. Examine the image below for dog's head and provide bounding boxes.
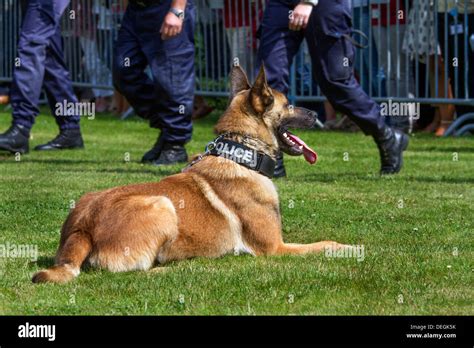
[215,65,318,164]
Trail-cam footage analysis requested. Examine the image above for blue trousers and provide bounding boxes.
[113,1,195,144]
[258,0,386,136]
[11,0,80,131]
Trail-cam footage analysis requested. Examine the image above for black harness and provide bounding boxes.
[184,135,276,179]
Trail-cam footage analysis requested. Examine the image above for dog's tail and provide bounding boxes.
[32,231,91,284]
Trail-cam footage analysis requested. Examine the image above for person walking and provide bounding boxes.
[113,0,195,166]
[0,0,84,154]
[257,0,409,176]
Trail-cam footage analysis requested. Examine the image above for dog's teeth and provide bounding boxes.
[299,145,303,150]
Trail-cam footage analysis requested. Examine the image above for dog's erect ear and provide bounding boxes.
[250,65,274,115]
[229,65,251,102]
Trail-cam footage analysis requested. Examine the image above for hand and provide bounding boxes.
[289,3,313,31]
[160,11,184,40]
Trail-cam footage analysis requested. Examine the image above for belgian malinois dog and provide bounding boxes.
[32,66,350,284]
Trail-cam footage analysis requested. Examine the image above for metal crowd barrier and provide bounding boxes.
[0,0,473,108]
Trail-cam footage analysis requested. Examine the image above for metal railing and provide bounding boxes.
[1,0,473,108]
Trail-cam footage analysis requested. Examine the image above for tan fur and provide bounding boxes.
[32,66,349,284]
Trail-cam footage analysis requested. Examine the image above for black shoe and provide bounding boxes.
[0,124,30,154]
[151,143,187,166]
[374,126,409,175]
[274,153,287,178]
[141,133,164,163]
[34,128,84,151]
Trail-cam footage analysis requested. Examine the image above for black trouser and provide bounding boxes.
[257,0,386,136]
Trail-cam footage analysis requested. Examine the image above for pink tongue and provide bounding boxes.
[286,131,318,164]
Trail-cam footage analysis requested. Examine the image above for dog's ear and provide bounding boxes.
[229,65,251,102]
[249,65,274,115]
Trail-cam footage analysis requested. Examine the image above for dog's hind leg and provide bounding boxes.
[32,231,92,284]
[88,195,179,273]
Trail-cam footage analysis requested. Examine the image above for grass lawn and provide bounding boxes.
[0,107,473,315]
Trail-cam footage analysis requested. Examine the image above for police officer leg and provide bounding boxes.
[257,0,305,177]
[35,18,84,151]
[305,0,408,174]
[112,4,167,162]
[141,1,195,166]
[257,1,304,95]
[113,12,157,119]
[0,0,59,153]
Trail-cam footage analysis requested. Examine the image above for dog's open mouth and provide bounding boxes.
[279,129,318,164]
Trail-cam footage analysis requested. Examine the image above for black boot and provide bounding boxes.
[34,128,84,151]
[141,133,164,163]
[274,152,287,178]
[152,143,188,166]
[0,124,30,154]
[374,126,409,175]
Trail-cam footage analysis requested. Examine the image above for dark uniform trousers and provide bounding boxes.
[258,0,386,136]
[11,0,80,131]
[113,0,195,144]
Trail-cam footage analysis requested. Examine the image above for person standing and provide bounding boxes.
[257,0,409,176]
[0,0,84,154]
[113,0,195,166]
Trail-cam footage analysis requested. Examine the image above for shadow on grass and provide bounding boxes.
[296,172,474,184]
[0,158,182,176]
[3,158,116,164]
[96,167,179,176]
[34,256,55,268]
[406,176,474,184]
[291,172,379,183]
[415,146,474,153]
[0,157,116,165]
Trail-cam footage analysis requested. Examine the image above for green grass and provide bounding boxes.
[0,107,473,315]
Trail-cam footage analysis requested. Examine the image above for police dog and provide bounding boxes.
[32,66,350,284]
